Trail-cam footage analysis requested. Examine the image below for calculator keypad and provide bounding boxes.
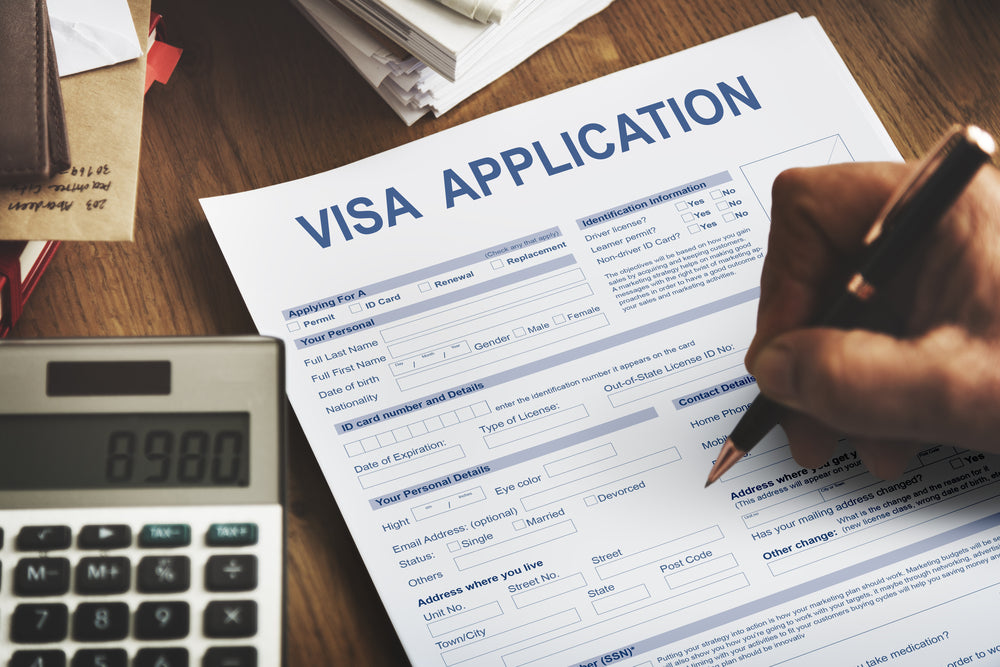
[15,558,71,596]
[0,506,281,667]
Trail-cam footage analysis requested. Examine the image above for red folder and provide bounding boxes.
[0,240,60,337]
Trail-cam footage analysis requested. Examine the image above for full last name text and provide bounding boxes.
[294,76,762,249]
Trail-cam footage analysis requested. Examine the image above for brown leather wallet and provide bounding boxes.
[0,0,70,184]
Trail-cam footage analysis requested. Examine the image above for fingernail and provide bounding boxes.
[752,343,796,401]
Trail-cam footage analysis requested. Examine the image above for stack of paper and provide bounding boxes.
[292,0,614,124]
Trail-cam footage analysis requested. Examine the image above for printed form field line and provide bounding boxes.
[544,443,617,478]
[387,282,594,365]
[768,479,1000,576]
[440,608,581,666]
[294,254,577,351]
[596,525,725,580]
[368,409,658,510]
[383,267,586,348]
[592,583,651,615]
[665,553,740,589]
[484,404,590,449]
[338,288,758,436]
[608,351,747,408]
[520,448,681,512]
[427,601,504,638]
[453,519,577,570]
[357,445,466,489]
[719,441,795,484]
[283,227,563,320]
[512,572,588,609]
[345,401,490,457]
[736,452,873,530]
[501,574,750,667]
[412,487,487,521]
[568,512,1000,667]
[396,313,610,391]
[742,490,825,529]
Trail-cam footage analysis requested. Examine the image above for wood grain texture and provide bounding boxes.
[10,1,1000,664]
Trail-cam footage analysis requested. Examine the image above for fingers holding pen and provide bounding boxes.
[780,416,916,481]
[748,325,1000,454]
[748,162,912,363]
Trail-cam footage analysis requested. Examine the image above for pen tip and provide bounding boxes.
[704,437,744,489]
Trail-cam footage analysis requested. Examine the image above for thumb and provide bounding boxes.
[747,326,1000,450]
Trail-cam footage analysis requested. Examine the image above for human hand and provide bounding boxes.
[745,160,1000,479]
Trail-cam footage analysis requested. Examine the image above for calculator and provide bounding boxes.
[0,337,285,667]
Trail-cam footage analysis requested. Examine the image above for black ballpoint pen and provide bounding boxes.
[705,124,997,488]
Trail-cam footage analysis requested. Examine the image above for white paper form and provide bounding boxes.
[202,15,1000,666]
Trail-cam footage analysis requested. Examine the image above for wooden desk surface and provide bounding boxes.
[10,0,1000,663]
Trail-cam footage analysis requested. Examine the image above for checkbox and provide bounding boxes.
[514,327,526,337]
[716,201,731,211]
[682,213,694,222]
[687,224,701,234]
[287,322,301,332]
[492,259,504,269]
[950,457,965,469]
[675,201,689,211]
[513,520,526,530]
[723,213,735,222]
[553,314,566,324]
[585,495,598,507]
[350,303,363,314]
[711,189,724,199]
[419,281,431,292]
[448,541,461,552]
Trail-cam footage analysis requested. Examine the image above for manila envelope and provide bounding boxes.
[0,0,150,241]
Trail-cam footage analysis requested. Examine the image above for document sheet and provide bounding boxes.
[202,15,1000,666]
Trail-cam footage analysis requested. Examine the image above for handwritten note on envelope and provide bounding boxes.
[0,0,149,241]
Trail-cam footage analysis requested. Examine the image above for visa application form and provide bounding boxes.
[202,14,1000,666]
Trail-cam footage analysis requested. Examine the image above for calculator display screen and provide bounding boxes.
[0,413,250,490]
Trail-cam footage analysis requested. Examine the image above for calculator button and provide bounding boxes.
[202,647,257,667]
[10,650,66,667]
[72,602,129,642]
[205,555,257,591]
[17,526,72,551]
[75,557,131,595]
[138,555,191,593]
[203,600,257,638]
[11,603,69,642]
[139,524,191,547]
[78,525,131,550]
[135,601,190,639]
[134,648,188,667]
[206,523,258,546]
[71,649,128,667]
[15,557,71,596]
